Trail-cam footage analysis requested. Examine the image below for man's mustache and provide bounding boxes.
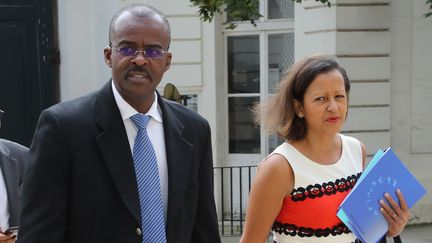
[123,66,151,80]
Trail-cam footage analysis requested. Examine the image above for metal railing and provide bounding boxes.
[213,165,257,237]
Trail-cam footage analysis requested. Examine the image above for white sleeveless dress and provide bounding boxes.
[270,134,363,243]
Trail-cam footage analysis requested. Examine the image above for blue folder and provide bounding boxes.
[337,148,426,243]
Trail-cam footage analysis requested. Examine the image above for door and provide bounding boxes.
[0,0,59,146]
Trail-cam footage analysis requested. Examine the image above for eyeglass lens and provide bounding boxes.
[117,47,164,58]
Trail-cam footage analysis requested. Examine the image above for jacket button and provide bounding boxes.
[136,228,142,236]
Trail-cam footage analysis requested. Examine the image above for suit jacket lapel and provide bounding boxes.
[94,81,141,225]
[0,147,19,226]
[93,84,194,231]
[158,97,194,237]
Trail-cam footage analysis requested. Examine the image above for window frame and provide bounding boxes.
[223,0,295,166]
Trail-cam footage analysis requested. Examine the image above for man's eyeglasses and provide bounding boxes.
[111,45,167,59]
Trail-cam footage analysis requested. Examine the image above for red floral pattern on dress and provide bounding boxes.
[272,173,362,238]
[290,173,361,202]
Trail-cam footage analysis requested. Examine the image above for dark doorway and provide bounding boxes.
[0,0,59,146]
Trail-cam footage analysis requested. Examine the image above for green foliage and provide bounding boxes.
[191,0,431,28]
[425,0,432,18]
[190,0,331,29]
[190,0,261,29]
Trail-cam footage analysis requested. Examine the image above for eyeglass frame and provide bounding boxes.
[109,43,168,59]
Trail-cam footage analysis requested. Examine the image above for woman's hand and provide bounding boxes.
[379,189,410,237]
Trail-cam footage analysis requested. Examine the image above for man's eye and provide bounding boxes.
[119,47,136,56]
[146,48,162,57]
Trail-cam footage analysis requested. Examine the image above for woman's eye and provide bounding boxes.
[315,97,326,101]
[336,95,345,99]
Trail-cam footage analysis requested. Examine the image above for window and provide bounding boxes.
[225,0,294,164]
[228,36,260,153]
[268,0,295,19]
[267,33,294,152]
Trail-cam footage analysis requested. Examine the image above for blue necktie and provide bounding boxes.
[130,113,166,243]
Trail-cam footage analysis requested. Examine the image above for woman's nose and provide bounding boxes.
[327,98,338,112]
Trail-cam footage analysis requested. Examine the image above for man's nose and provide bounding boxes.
[131,52,149,65]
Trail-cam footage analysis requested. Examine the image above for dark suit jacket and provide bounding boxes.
[0,139,28,227]
[18,81,221,243]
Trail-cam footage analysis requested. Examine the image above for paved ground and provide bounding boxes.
[221,224,432,243]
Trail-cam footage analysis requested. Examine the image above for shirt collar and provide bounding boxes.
[111,80,163,123]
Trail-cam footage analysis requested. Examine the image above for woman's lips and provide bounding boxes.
[326,116,340,123]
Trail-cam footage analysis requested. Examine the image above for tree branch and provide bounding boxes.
[425,0,432,18]
[190,0,331,29]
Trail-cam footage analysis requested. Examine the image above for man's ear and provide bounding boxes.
[103,46,112,67]
[164,52,172,71]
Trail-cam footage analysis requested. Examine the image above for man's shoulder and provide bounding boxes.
[42,87,111,127]
[48,91,98,114]
[45,81,111,118]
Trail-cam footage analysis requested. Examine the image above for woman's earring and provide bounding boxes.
[298,112,304,118]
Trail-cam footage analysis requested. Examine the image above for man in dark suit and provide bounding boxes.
[18,4,220,243]
[0,110,28,243]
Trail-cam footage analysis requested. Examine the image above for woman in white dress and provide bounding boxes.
[240,54,409,243]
